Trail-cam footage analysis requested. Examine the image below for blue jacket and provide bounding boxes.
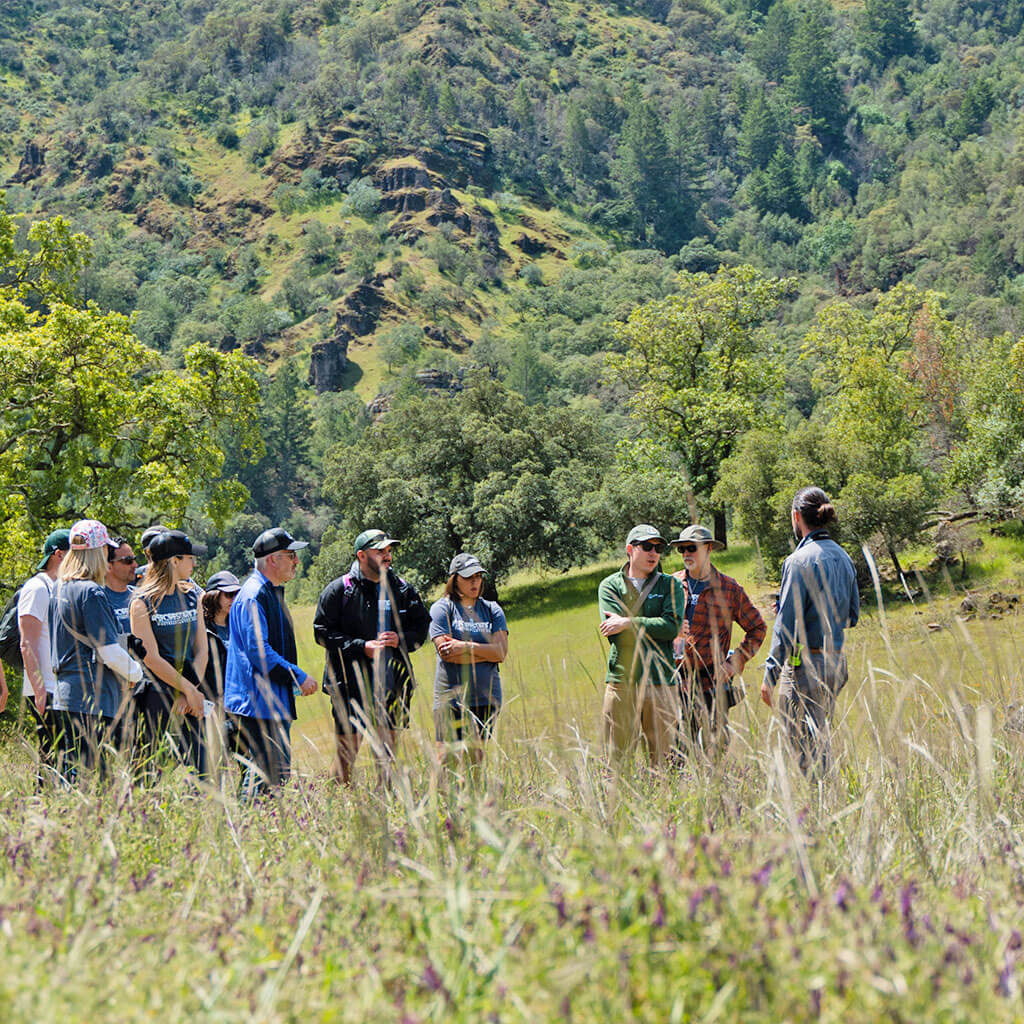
[763,529,860,688]
[224,570,304,720]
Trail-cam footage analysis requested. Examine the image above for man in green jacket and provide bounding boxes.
[598,524,684,768]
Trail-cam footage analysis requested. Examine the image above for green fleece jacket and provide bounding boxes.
[598,567,683,687]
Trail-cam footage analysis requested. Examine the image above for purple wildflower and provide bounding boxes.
[422,962,444,993]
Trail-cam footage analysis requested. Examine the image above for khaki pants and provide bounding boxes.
[603,681,680,768]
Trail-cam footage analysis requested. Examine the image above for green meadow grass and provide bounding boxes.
[3,538,1024,1019]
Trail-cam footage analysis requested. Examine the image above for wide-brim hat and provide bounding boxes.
[670,524,724,551]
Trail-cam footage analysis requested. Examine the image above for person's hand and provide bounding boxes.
[0,679,8,714]
[760,680,773,708]
[599,613,631,637]
[714,659,738,687]
[439,636,470,659]
[377,630,399,648]
[299,675,317,697]
[182,682,204,717]
[34,688,47,716]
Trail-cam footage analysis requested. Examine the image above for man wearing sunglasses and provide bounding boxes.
[598,525,684,768]
[669,524,765,756]
[105,538,138,644]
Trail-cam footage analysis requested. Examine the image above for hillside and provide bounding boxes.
[4,0,1024,584]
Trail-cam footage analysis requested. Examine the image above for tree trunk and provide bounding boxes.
[713,509,727,549]
[888,543,913,600]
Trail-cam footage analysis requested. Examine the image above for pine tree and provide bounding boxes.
[564,104,590,186]
[858,0,917,71]
[750,2,795,82]
[738,92,781,171]
[784,2,846,151]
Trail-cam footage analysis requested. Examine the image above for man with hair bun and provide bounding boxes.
[761,486,859,776]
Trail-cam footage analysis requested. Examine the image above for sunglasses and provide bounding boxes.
[113,555,137,565]
[677,544,700,553]
[634,540,665,553]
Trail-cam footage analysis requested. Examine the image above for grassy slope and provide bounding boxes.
[290,531,1024,774]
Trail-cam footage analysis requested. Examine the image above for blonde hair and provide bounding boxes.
[58,547,108,584]
[136,557,196,605]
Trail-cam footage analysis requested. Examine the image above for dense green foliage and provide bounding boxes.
[0,198,262,582]
[5,0,1024,580]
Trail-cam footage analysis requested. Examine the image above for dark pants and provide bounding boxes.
[25,695,62,783]
[778,651,848,776]
[57,712,127,784]
[135,684,205,777]
[230,713,291,798]
[677,669,732,756]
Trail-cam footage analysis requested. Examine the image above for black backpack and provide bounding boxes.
[0,583,26,669]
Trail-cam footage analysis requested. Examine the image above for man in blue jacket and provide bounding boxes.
[225,528,317,795]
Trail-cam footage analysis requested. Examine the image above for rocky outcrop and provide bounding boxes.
[309,277,392,393]
[8,138,45,184]
[367,366,464,420]
[267,119,376,187]
[309,332,350,393]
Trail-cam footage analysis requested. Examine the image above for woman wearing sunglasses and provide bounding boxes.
[598,525,684,769]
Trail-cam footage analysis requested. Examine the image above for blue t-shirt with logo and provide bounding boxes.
[104,585,135,648]
[52,579,123,718]
[428,597,508,709]
[685,576,710,625]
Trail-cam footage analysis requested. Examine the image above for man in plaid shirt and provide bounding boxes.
[669,525,766,754]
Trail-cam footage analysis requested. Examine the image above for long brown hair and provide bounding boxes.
[136,557,197,605]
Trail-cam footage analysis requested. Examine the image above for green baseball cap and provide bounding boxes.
[626,524,666,546]
[36,528,71,572]
[354,529,401,553]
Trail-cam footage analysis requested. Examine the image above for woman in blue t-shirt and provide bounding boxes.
[129,530,208,774]
[52,520,144,781]
[428,553,509,770]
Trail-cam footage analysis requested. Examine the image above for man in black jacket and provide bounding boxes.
[313,529,429,784]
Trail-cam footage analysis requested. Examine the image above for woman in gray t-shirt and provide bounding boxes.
[428,553,509,770]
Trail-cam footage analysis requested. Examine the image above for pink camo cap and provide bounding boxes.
[69,519,117,550]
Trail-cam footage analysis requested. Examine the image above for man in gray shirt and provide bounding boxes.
[761,487,859,776]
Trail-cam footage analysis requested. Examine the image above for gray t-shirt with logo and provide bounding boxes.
[428,597,508,710]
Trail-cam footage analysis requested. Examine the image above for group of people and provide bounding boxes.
[599,486,860,776]
[0,483,857,793]
[2,520,510,796]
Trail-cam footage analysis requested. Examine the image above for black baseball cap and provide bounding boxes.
[253,527,309,558]
[140,523,170,550]
[148,530,208,561]
[204,570,241,594]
